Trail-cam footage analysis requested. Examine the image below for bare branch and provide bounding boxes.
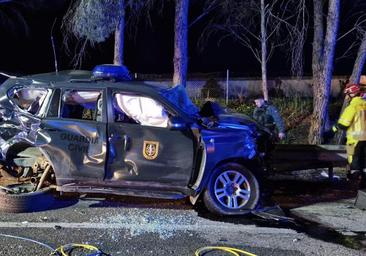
[338,18,366,41]
[198,0,308,80]
[336,41,359,61]
[189,0,220,28]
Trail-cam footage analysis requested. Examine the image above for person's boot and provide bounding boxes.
[359,170,366,190]
[359,180,366,190]
[347,169,360,180]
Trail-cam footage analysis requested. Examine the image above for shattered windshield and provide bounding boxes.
[159,85,199,117]
[8,87,49,116]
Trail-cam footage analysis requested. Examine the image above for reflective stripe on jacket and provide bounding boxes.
[338,96,366,145]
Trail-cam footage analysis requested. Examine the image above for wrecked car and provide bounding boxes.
[0,65,272,215]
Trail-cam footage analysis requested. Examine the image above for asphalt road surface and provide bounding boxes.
[0,195,363,256]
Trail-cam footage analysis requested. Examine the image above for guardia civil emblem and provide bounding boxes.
[143,141,159,160]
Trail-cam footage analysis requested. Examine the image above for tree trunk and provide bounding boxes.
[309,0,340,144]
[311,0,324,77]
[309,0,324,144]
[173,0,189,87]
[350,31,366,83]
[260,0,269,101]
[114,0,125,65]
[310,73,329,144]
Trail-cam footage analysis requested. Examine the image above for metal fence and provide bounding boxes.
[144,71,347,103]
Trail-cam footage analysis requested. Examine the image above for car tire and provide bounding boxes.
[0,186,56,213]
[203,163,260,215]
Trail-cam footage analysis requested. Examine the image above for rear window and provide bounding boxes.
[61,90,102,121]
[9,87,49,115]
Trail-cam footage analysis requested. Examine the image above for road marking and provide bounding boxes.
[0,222,297,234]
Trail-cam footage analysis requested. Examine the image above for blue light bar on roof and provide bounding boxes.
[92,64,132,81]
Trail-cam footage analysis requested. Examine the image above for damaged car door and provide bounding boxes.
[40,87,107,185]
[106,89,196,190]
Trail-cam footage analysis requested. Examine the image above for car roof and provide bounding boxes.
[21,70,170,95]
[0,70,198,120]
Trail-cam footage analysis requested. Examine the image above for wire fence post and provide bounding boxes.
[226,69,229,105]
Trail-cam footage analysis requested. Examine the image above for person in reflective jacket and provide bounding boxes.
[333,83,366,189]
[253,97,285,140]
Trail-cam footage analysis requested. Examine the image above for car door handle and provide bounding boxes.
[123,135,130,151]
[109,133,117,143]
[108,133,119,163]
[109,134,129,151]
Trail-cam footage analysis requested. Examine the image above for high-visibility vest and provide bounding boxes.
[338,96,366,145]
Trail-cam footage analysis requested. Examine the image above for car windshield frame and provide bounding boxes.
[158,85,199,118]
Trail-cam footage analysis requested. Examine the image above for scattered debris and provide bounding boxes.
[53,225,62,230]
[92,209,196,240]
[355,190,366,210]
[251,205,295,223]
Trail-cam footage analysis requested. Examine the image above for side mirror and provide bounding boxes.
[168,116,187,130]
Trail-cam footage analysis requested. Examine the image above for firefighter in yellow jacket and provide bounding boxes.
[333,83,366,189]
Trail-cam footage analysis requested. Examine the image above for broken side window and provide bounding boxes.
[61,90,102,121]
[9,87,49,115]
[113,93,169,128]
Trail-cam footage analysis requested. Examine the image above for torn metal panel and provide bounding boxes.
[0,111,53,160]
[0,78,54,159]
[0,111,47,159]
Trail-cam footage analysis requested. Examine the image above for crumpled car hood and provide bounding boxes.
[215,113,270,136]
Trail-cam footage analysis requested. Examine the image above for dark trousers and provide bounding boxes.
[350,141,366,187]
[350,141,366,170]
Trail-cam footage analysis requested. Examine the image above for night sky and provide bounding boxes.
[0,0,364,78]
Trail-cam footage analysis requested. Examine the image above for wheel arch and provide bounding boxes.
[5,142,33,160]
[215,158,263,174]
[5,142,57,182]
[204,158,264,187]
